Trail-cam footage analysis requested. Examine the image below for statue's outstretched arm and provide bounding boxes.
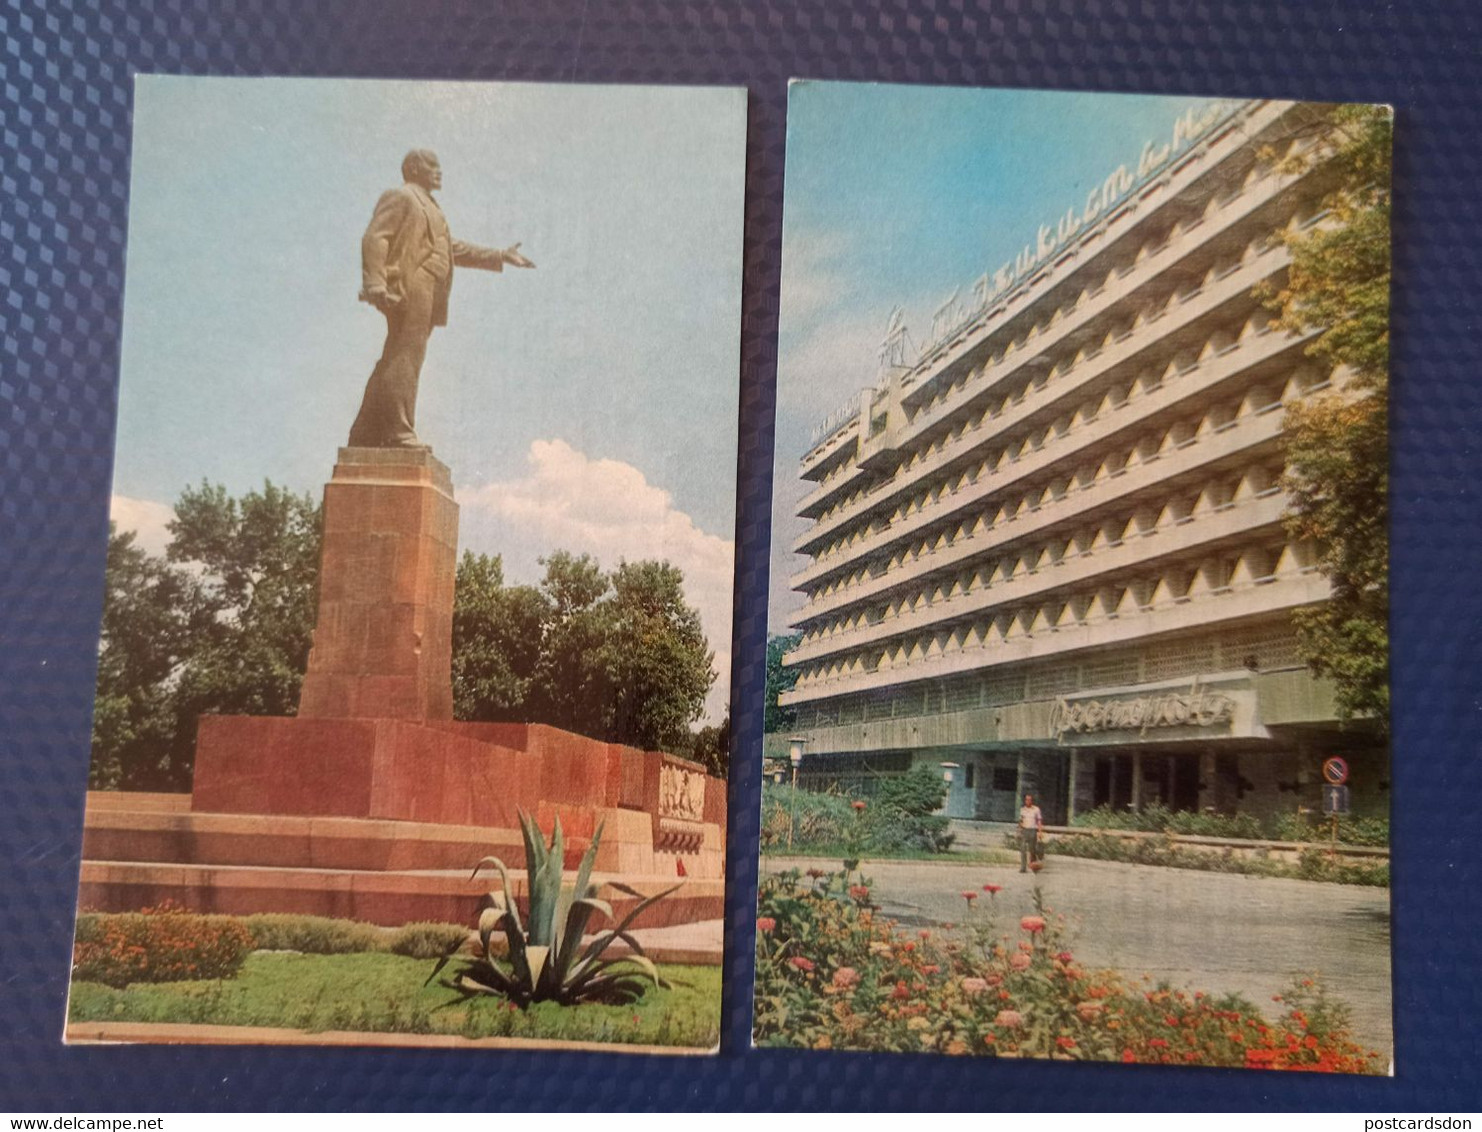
[452,238,535,271]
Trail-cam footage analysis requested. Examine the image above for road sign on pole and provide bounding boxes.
[1322,784,1350,815]
[1322,756,1349,785]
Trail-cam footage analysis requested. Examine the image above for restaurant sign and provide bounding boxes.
[1051,685,1236,740]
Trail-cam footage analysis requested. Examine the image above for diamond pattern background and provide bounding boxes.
[1,0,1477,1110]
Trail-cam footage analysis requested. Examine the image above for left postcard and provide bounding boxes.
[65,76,745,1053]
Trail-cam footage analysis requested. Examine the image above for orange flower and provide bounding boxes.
[1020,915,1046,934]
[755,917,776,933]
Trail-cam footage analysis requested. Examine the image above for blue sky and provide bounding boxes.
[112,77,745,720]
[770,82,1239,632]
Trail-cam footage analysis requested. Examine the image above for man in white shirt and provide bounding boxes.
[1018,793,1043,873]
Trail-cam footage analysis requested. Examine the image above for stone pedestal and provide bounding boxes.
[86,445,727,938]
[297,447,458,721]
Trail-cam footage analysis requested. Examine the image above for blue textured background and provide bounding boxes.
[1,0,1476,1112]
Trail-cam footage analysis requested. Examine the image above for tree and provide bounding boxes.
[763,632,802,733]
[90,526,209,789]
[455,550,717,756]
[602,560,715,752]
[1261,103,1392,732]
[687,709,730,779]
[89,481,322,790]
[451,551,547,721]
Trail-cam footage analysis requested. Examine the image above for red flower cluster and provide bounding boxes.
[72,902,253,988]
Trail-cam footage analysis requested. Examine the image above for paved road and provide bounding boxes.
[765,854,1393,1061]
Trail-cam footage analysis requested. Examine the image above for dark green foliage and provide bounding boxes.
[451,552,547,721]
[872,765,955,852]
[759,767,955,856]
[90,482,322,791]
[686,710,730,778]
[1260,103,1392,731]
[763,632,802,733]
[455,550,716,756]
[92,490,717,790]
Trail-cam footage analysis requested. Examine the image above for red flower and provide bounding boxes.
[852,800,867,812]
[755,917,776,933]
[1019,915,1046,934]
[961,890,978,904]
[1149,1038,1169,1049]
[848,885,871,901]
[982,883,1002,895]
[788,956,816,972]
[1056,1037,1077,1049]
[806,868,825,879]
[1056,951,1073,963]
[1122,1049,1137,1063]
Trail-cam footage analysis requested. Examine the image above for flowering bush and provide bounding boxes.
[753,868,1384,1073]
[73,902,254,988]
[1040,829,1389,887]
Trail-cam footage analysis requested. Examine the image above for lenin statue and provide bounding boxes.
[349,148,534,448]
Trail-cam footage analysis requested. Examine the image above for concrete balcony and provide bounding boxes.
[787,490,1289,667]
[788,326,1306,619]
[780,571,1329,707]
[792,243,1293,556]
[792,103,1299,525]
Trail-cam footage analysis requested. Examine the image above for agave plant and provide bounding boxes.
[429,810,682,1007]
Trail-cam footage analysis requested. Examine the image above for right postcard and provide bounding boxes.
[756,83,1392,1073]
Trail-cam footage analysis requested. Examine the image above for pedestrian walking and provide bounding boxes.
[1018,793,1043,873]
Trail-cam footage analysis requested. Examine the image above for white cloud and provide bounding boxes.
[110,494,175,556]
[459,439,736,725]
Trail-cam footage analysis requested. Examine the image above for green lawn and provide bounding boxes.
[69,951,721,1048]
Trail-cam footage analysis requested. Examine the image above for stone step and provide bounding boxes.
[78,859,724,930]
[81,792,723,879]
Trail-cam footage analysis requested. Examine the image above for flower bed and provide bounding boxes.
[1037,828,1389,886]
[753,868,1385,1073]
[73,901,254,987]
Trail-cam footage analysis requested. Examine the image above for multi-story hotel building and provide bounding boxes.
[773,98,1386,824]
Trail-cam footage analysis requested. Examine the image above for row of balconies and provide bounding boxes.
[794,239,1299,549]
[789,481,1292,666]
[790,395,1297,628]
[797,103,1317,504]
[781,553,1328,705]
[789,324,1322,610]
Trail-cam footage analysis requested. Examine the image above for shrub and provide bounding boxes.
[388,921,470,959]
[759,767,956,856]
[753,867,1385,1072]
[1074,803,1390,847]
[1271,812,1390,847]
[72,902,254,988]
[1037,830,1388,886]
[243,913,385,954]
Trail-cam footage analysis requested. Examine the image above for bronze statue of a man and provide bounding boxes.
[349,149,534,448]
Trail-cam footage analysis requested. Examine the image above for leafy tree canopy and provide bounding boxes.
[93,483,719,791]
[763,632,802,734]
[1261,103,1392,732]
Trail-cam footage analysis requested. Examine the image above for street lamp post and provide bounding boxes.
[787,737,807,850]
